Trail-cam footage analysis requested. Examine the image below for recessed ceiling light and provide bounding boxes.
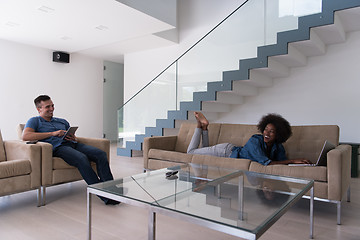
[38,6,55,13]
[95,25,109,31]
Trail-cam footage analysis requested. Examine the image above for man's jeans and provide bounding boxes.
[53,142,114,185]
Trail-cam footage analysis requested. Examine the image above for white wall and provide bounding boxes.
[0,39,104,140]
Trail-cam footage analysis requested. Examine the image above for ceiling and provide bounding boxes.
[0,0,177,63]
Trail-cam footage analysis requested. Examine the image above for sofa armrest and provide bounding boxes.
[4,140,41,188]
[143,136,178,170]
[327,144,351,201]
[77,137,110,163]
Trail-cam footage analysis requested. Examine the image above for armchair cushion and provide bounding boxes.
[53,157,73,169]
[53,156,96,169]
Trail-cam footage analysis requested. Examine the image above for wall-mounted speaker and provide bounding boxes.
[53,51,70,63]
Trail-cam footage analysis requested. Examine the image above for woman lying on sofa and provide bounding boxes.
[187,112,311,166]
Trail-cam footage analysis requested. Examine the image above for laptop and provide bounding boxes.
[288,140,336,166]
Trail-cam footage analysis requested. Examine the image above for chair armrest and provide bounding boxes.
[77,137,110,163]
[327,144,351,201]
[34,142,54,186]
[4,140,41,188]
[143,136,177,170]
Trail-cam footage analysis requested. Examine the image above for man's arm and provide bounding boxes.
[22,127,66,141]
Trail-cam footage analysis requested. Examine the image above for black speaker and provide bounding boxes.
[53,51,70,63]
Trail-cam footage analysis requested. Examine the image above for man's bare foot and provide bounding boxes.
[194,112,209,130]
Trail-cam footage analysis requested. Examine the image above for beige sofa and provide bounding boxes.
[143,122,351,224]
[0,130,42,206]
[17,124,110,205]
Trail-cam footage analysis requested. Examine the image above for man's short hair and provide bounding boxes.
[34,95,51,108]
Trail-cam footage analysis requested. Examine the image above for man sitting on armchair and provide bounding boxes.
[22,95,119,205]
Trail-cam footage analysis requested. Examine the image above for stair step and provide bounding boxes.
[175,119,192,128]
[336,6,360,32]
[231,81,258,96]
[313,12,346,45]
[216,92,244,105]
[270,44,307,68]
[135,134,145,143]
[251,58,290,79]
[201,102,231,113]
[291,29,326,57]
[117,147,132,157]
[186,111,219,122]
[145,127,163,137]
[246,70,273,87]
[193,91,217,102]
[156,119,175,129]
[168,110,188,121]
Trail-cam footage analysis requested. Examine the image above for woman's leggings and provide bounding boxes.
[187,128,235,157]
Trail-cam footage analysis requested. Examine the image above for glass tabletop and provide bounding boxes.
[89,163,313,234]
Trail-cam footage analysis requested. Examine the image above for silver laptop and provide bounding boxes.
[289,140,336,166]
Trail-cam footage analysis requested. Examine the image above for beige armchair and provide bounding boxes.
[0,130,42,206]
[17,124,110,205]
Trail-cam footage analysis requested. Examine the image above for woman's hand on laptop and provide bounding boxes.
[290,159,311,164]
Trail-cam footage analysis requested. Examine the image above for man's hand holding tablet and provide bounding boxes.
[62,126,78,141]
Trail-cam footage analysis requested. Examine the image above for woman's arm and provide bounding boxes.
[269,158,311,165]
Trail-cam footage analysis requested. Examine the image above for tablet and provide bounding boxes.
[62,126,78,139]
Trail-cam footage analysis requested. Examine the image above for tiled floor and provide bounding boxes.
[0,145,359,240]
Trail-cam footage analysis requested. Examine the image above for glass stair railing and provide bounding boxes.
[117,0,360,156]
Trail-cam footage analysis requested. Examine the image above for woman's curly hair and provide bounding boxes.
[257,113,292,143]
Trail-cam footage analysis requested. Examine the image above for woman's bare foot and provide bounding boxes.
[194,112,209,130]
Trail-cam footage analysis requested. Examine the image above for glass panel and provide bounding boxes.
[118,64,177,147]
[118,0,322,150]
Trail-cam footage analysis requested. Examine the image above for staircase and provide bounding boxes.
[118,0,360,157]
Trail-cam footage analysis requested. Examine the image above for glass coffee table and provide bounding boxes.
[87,164,314,240]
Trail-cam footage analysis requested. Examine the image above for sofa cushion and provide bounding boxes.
[0,159,31,179]
[148,159,187,170]
[217,124,258,146]
[191,154,251,170]
[0,130,6,162]
[149,149,193,164]
[175,123,221,153]
[249,162,327,182]
[283,125,339,163]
